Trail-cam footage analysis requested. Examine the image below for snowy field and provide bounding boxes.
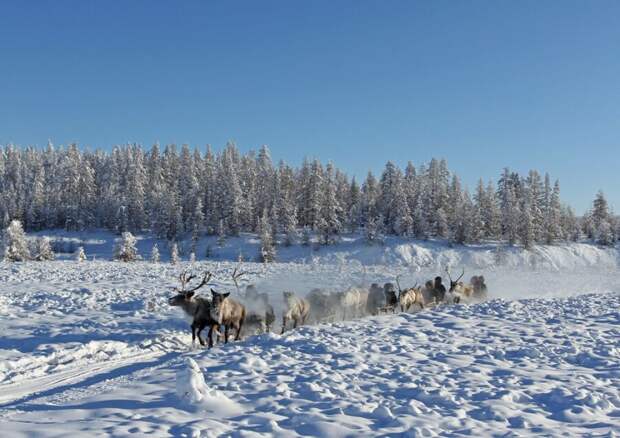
[0,237,619,437]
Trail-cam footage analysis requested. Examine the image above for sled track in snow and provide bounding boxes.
[0,349,171,407]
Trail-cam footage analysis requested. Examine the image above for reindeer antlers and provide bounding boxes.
[175,268,214,293]
[445,266,465,284]
[231,262,246,293]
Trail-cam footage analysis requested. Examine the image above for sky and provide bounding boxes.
[1,1,619,213]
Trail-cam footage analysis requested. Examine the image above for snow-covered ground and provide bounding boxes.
[0,237,619,436]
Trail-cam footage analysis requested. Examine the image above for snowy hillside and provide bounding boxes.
[26,229,620,270]
[0,239,619,436]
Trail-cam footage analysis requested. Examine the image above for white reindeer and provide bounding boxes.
[340,287,367,319]
[396,276,425,312]
[281,291,311,333]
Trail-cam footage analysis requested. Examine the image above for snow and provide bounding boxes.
[0,236,619,436]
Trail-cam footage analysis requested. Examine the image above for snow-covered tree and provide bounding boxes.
[217,219,226,247]
[592,190,610,226]
[0,143,585,247]
[301,226,311,246]
[170,242,179,264]
[519,201,535,250]
[34,236,55,261]
[151,243,160,263]
[365,215,384,245]
[503,186,520,245]
[114,232,139,262]
[585,191,616,245]
[596,220,615,246]
[76,246,87,262]
[3,220,30,261]
[258,209,276,262]
[543,180,562,243]
[318,163,343,245]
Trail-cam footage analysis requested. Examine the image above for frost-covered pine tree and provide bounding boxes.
[170,242,179,264]
[74,246,86,262]
[3,220,30,261]
[365,215,384,245]
[151,243,160,263]
[591,191,610,228]
[596,220,615,246]
[34,236,55,261]
[560,206,580,242]
[503,186,520,245]
[543,180,562,243]
[519,201,535,250]
[189,252,196,264]
[585,191,616,245]
[318,163,343,245]
[258,209,276,262]
[301,226,311,246]
[217,219,226,247]
[113,231,139,262]
[347,177,361,233]
[581,211,596,240]
[525,170,544,242]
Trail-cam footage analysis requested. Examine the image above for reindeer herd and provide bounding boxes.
[168,264,488,349]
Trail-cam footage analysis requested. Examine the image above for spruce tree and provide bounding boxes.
[34,236,55,261]
[151,243,160,263]
[114,232,139,262]
[3,220,30,261]
[76,246,87,262]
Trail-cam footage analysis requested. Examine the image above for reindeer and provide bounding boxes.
[168,269,218,348]
[210,289,246,343]
[281,291,310,333]
[243,285,275,335]
[470,275,488,300]
[260,292,276,332]
[307,288,336,323]
[209,266,247,343]
[382,282,398,313]
[339,287,368,319]
[445,267,472,303]
[396,276,425,312]
[366,283,385,316]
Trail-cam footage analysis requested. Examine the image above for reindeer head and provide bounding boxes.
[211,289,231,307]
[282,291,294,303]
[168,269,213,306]
[445,267,465,292]
[245,284,258,299]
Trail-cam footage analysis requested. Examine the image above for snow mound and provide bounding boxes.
[176,357,209,405]
[175,357,243,416]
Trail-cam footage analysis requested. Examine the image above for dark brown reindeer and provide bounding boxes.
[168,269,219,348]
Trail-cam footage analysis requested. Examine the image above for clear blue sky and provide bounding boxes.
[1,1,619,213]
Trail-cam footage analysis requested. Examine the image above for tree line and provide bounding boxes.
[0,142,616,252]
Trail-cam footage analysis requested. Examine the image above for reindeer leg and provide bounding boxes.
[196,323,207,347]
[224,325,230,344]
[207,325,214,349]
[293,317,298,329]
[281,316,288,334]
[235,318,243,341]
[191,323,197,348]
[209,324,221,348]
